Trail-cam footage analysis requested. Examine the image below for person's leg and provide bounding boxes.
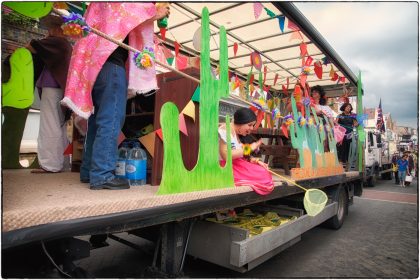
[394,171,400,184]
[37,87,68,172]
[89,62,128,187]
[80,114,96,182]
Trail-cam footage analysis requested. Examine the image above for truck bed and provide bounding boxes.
[2,169,361,249]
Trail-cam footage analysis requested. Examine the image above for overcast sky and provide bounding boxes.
[295,2,419,128]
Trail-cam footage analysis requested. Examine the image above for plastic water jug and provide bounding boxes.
[115,142,130,178]
[126,142,147,186]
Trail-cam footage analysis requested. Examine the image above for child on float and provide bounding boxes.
[218,108,274,195]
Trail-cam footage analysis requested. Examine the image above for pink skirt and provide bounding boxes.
[221,158,274,195]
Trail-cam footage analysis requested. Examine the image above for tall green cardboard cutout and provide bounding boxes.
[3,2,53,18]
[2,48,35,168]
[158,8,234,194]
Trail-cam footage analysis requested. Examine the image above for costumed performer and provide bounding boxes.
[336,102,358,164]
[219,108,274,195]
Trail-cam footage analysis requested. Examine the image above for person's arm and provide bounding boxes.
[219,140,243,161]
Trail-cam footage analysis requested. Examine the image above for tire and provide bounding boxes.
[366,175,375,187]
[323,185,348,229]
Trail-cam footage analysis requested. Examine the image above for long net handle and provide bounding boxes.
[53,8,274,115]
[267,169,308,192]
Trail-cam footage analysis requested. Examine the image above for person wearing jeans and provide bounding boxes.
[397,154,409,187]
[80,62,128,189]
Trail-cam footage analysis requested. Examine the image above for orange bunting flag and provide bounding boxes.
[174,41,180,57]
[255,110,265,129]
[156,128,163,141]
[233,42,238,56]
[329,65,335,78]
[289,31,303,41]
[273,73,279,86]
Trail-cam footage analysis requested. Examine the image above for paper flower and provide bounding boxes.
[243,144,252,157]
[298,116,306,127]
[250,51,262,71]
[307,117,314,126]
[303,97,311,107]
[134,47,155,69]
[252,98,267,111]
[272,107,281,120]
[301,66,311,75]
[284,114,294,126]
[61,12,90,39]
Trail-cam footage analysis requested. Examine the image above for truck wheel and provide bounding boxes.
[323,185,348,229]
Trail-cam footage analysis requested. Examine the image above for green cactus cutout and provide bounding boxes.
[158,7,234,194]
[357,71,365,172]
[4,2,53,19]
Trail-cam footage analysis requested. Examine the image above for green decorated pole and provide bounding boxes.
[357,71,365,172]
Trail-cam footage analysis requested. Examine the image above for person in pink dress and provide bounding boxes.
[219,108,274,195]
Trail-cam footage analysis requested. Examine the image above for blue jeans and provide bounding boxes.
[80,62,127,186]
[398,170,407,184]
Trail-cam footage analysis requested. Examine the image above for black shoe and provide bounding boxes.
[90,178,130,190]
[80,178,90,183]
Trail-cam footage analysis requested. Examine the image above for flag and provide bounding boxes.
[287,19,300,31]
[376,99,386,133]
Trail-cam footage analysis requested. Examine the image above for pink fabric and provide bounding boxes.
[62,3,157,119]
[221,158,274,195]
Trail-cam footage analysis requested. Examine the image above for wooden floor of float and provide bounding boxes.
[2,169,361,235]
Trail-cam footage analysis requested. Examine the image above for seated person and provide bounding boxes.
[219,108,274,195]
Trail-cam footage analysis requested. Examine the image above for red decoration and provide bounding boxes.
[174,41,180,57]
[314,61,323,79]
[255,110,265,128]
[249,74,255,84]
[233,42,238,56]
[273,73,279,86]
[160,28,166,41]
[304,56,313,66]
[282,84,288,95]
[156,128,163,141]
[63,143,72,155]
[300,42,308,58]
[331,72,339,81]
[250,51,262,71]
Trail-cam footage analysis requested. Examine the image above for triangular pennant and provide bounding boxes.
[277,15,285,33]
[329,65,335,78]
[282,84,288,95]
[63,143,73,155]
[160,27,166,41]
[281,123,289,138]
[331,72,339,81]
[139,132,156,158]
[253,2,263,19]
[181,100,196,122]
[264,7,276,18]
[255,110,265,128]
[179,114,188,136]
[192,85,200,102]
[289,31,303,41]
[339,76,346,83]
[166,57,174,66]
[174,41,180,57]
[273,73,279,86]
[233,42,238,56]
[117,131,126,146]
[156,128,163,141]
[287,19,299,31]
[176,54,188,70]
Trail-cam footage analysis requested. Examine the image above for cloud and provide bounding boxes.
[296,2,419,128]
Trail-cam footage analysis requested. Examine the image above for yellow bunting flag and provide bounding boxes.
[181,100,196,122]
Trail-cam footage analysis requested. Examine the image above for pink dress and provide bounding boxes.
[61,3,158,119]
[219,125,274,195]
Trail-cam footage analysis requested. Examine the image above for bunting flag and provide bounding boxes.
[304,56,313,66]
[117,131,126,146]
[176,54,188,70]
[287,19,300,31]
[233,42,238,56]
[174,41,180,57]
[255,110,265,128]
[329,65,335,78]
[253,2,263,19]
[289,31,303,41]
[160,28,166,41]
[179,114,188,136]
[166,57,174,66]
[299,74,307,88]
[281,123,289,138]
[314,61,323,79]
[191,85,200,102]
[156,128,163,141]
[282,84,288,95]
[331,72,339,81]
[249,73,255,84]
[322,56,330,65]
[300,42,308,58]
[339,76,346,83]
[277,15,285,33]
[63,143,73,155]
[139,132,156,158]
[181,100,196,122]
[273,73,279,86]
